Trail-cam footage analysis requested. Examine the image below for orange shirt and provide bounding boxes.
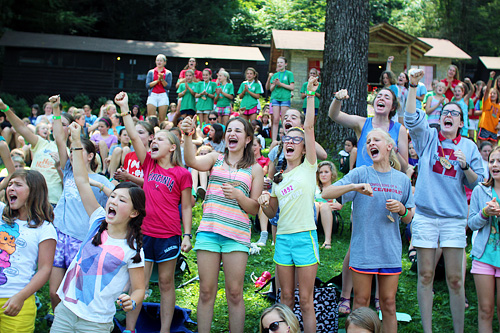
[479,96,500,133]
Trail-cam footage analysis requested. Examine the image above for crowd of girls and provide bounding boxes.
[3,53,500,333]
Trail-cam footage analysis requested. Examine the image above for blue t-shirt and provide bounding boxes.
[85,114,97,126]
[415,83,428,110]
[356,118,401,167]
[53,160,114,241]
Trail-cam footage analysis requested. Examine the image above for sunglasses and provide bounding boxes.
[440,110,461,117]
[263,320,286,333]
[208,117,217,121]
[282,135,304,144]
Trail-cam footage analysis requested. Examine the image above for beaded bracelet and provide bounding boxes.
[0,105,10,113]
[182,128,195,136]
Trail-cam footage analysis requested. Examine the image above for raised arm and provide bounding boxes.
[115,92,147,164]
[68,122,101,216]
[0,98,39,146]
[304,77,318,164]
[50,95,69,167]
[0,141,14,190]
[180,117,218,171]
[328,89,365,135]
[485,71,495,100]
[406,69,425,114]
[386,56,394,71]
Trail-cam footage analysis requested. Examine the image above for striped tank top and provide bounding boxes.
[198,155,253,247]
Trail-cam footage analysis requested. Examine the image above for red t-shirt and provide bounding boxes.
[152,67,167,94]
[123,152,143,179]
[141,153,192,238]
[441,78,461,102]
[179,69,203,81]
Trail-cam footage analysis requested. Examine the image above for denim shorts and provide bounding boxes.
[271,99,291,107]
[274,230,320,267]
[194,231,249,254]
[146,92,169,107]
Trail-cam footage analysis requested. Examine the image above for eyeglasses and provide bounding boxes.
[263,320,286,333]
[282,135,304,144]
[440,110,461,117]
[208,117,217,121]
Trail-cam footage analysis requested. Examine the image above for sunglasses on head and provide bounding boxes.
[440,110,461,117]
[282,135,304,144]
[263,320,286,333]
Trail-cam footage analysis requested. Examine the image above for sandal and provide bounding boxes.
[338,297,351,315]
[408,248,417,263]
[321,243,332,249]
[374,297,381,312]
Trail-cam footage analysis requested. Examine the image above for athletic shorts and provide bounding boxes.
[271,99,291,108]
[180,109,196,116]
[216,106,231,117]
[146,92,169,108]
[303,107,318,116]
[350,266,402,275]
[242,106,258,116]
[194,231,249,254]
[478,127,498,141]
[274,230,320,267]
[53,229,83,269]
[471,259,500,277]
[143,235,181,263]
[0,295,36,332]
[469,119,479,131]
[411,213,467,248]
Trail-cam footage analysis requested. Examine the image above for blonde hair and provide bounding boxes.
[366,128,401,171]
[260,304,300,333]
[154,130,184,168]
[219,70,232,84]
[346,307,381,333]
[196,145,213,156]
[316,161,338,191]
[448,64,460,80]
[156,54,167,62]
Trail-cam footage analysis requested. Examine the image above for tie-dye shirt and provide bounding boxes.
[57,207,144,323]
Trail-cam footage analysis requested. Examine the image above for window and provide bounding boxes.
[410,65,434,89]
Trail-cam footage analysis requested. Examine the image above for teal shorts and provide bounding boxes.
[194,231,249,254]
[274,230,320,267]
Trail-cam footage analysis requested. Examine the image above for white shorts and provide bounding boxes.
[411,213,467,248]
[469,119,479,131]
[146,92,169,107]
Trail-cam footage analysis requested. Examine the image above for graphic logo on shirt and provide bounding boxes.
[432,147,457,178]
[148,173,175,192]
[369,183,403,196]
[62,225,127,306]
[0,223,20,286]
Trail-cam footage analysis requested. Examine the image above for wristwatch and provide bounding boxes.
[460,163,469,171]
[183,233,193,239]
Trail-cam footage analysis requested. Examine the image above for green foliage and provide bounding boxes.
[0,93,30,117]
[127,92,143,108]
[33,95,49,110]
[93,97,110,113]
[72,93,92,108]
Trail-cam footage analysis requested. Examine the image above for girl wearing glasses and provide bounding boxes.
[405,69,485,333]
[258,77,318,333]
[260,304,300,333]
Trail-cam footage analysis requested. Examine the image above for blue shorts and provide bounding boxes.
[350,266,402,275]
[274,230,320,267]
[303,107,318,116]
[478,127,498,141]
[53,229,83,269]
[271,99,291,108]
[143,235,181,263]
[194,231,249,254]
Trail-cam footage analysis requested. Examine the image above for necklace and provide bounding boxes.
[437,140,452,169]
[373,167,395,222]
[226,160,240,187]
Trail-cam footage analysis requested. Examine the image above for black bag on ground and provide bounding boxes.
[276,278,338,333]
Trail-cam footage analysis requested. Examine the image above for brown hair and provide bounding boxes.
[380,70,397,86]
[372,88,400,120]
[224,117,255,169]
[483,146,500,187]
[316,161,338,191]
[3,170,53,228]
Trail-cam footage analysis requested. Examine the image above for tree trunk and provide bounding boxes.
[316,0,369,155]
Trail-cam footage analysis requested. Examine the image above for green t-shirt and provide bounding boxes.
[177,82,197,111]
[216,82,234,107]
[196,81,217,111]
[237,80,263,110]
[300,81,321,109]
[270,70,294,102]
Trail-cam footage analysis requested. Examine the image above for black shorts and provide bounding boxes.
[478,127,498,141]
[143,235,181,263]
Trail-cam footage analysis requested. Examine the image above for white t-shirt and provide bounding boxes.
[0,202,57,298]
[57,207,144,323]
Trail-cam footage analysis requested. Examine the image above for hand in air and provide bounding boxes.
[491,71,496,79]
[307,76,319,92]
[335,89,349,100]
[114,91,129,107]
[408,68,424,86]
[48,94,61,109]
[180,117,194,134]
[68,122,82,142]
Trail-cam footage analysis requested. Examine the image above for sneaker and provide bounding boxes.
[197,186,206,201]
[256,231,268,246]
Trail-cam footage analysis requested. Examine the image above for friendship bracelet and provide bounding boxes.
[482,207,490,219]
[399,208,409,218]
[182,128,195,136]
[0,105,10,113]
[99,183,105,192]
[409,83,418,88]
[53,115,61,120]
[119,112,130,117]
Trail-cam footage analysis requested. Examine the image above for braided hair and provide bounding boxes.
[272,127,305,184]
[91,182,146,263]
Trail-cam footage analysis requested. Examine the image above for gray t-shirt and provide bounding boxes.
[334,165,414,269]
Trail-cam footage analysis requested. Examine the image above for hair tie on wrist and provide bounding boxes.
[0,105,10,113]
[409,83,418,88]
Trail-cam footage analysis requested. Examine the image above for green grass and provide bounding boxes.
[34,202,496,332]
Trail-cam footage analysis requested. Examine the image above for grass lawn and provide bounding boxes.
[34,202,495,332]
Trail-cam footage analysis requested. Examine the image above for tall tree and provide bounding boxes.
[316,0,369,154]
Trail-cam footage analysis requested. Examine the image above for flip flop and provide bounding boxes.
[338,297,351,315]
[321,243,332,249]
